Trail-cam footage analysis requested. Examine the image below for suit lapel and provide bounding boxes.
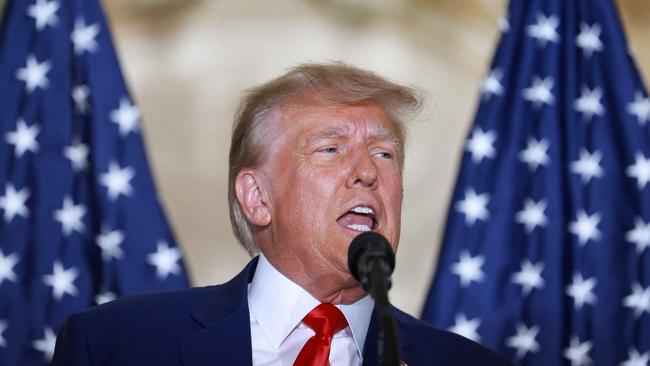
[362,310,379,366]
[362,307,416,366]
[178,258,259,366]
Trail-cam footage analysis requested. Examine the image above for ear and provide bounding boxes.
[235,169,272,227]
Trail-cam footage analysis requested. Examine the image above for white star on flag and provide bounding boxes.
[451,250,485,287]
[627,91,650,126]
[110,97,140,136]
[449,313,481,342]
[455,188,490,225]
[570,149,604,184]
[15,55,51,93]
[99,161,135,201]
[43,261,79,300]
[626,217,650,254]
[506,323,540,359]
[622,283,650,318]
[564,336,593,366]
[0,183,30,223]
[569,210,602,246]
[53,195,87,236]
[95,290,117,305]
[64,140,89,172]
[0,319,7,347]
[147,241,182,279]
[481,68,504,100]
[566,273,597,309]
[574,86,604,121]
[5,119,40,158]
[511,260,545,295]
[576,22,603,58]
[519,137,550,171]
[71,18,100,55]
[498,17,510,33]
[523,76,555,108]
[32,327,57,362]
[96,226,125,261]
[526,13,560,47]
[72,84,91,114]
[0,249,19,286]
[515,198,548,234]
[26,0,59,31]
[627,152,650,189]
[465,127,497,163]
[621,348,650,366]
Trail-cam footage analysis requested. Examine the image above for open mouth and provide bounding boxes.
[336,205,378,233]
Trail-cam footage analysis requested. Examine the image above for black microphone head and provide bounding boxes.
[347,231,395,282]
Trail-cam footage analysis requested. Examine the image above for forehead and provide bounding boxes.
[277,99,400,141]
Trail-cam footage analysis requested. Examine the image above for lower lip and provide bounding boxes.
[337,222,377,235]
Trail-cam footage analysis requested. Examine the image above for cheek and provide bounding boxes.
[281,166,337,225]
[381,173,403,240]
[383,173,404,207]
[300,162,345,196]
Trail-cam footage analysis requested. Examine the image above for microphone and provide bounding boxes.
[348,232,400,366]
[348,231,395,293]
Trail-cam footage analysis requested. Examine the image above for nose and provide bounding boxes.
[345,148,379,190]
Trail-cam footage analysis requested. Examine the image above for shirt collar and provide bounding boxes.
[248,254,374,358]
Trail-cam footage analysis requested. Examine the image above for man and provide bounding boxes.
[53,63,514,365]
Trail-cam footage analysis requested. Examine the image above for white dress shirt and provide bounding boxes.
[248,254,374,366]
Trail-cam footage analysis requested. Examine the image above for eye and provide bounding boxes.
[374,151,393,159]
[319,146,338,153]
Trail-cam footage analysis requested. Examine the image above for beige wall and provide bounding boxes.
[95,0,650,316]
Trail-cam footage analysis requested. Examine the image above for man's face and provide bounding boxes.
[257,99,403,303]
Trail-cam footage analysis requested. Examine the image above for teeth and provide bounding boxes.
[347,224,372,232]
[351,206,374,215]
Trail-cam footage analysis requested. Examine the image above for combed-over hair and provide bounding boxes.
[228,62,421,255]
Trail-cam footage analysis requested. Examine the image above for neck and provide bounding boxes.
[301,280,367,305]
[261,252,367,304]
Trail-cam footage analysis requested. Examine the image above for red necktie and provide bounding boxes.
[293,303,349,366]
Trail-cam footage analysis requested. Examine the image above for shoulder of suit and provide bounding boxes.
[391,308,516,366]
[74,285,220,326]
[69,260,255,339]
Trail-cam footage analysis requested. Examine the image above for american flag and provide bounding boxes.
[421,0,650,365]
[0,0,189,364]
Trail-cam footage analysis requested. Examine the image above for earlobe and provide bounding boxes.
[235,170,272,227]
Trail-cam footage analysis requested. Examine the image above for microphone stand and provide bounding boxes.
[365,259,400,366]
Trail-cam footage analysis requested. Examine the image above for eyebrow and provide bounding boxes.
[306,123,401,149]
[308,126,349,144]
[374,125,401,150]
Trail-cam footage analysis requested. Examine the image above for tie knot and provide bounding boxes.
[301,303,348,337]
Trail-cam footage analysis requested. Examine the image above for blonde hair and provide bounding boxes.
[228,62,421,255]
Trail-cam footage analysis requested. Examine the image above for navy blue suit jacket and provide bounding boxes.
[52,258,514,365]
